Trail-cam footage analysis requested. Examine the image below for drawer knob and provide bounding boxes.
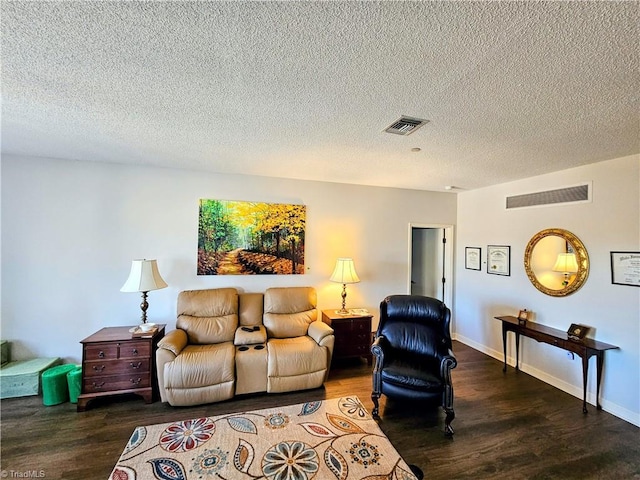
[92,381,105,389]
[132,348,139,356]
[98,351,105,358]
[92,365,106,372]
[130,362,142,369]
[130,378,142,385]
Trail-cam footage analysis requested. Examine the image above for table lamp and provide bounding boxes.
[552,253,578,286]
[121,259,168,324]
[330,258,360,315]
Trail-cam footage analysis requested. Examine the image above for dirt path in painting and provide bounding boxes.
[216,248,252,275]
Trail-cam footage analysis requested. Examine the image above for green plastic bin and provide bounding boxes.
[66,366,82,404]
[42,364,77,406]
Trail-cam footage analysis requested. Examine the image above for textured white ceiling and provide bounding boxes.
[1,1,638,191]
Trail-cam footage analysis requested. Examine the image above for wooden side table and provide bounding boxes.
[322,310,373,364]
[77,325,165,412]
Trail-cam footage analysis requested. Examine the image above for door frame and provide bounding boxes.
[407,223,455,308]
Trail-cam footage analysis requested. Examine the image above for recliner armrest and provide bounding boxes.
[371,335,388,371]
[308,320,333,345]
[439,348,458,380]
[371,335,389,353]
[158,329,188,357]
[234,326,267,345]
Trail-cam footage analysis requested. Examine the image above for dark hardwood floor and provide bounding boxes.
[1,341,638,479]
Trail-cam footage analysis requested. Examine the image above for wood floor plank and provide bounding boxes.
[1,341,638,479]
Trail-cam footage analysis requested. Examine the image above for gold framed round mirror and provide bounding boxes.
[524,228,589,297]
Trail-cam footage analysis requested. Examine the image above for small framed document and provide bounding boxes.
[610,251,640,287]
[517,309,530,325]
[567,323,590,341]
[487,245,510,276]
[465,247,481,270]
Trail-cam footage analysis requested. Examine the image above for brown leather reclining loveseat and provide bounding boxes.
[156,286,335,406]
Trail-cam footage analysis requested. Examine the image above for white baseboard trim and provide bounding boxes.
[452,333,639,427]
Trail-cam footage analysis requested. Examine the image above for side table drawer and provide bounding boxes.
[119,341,151,359]
[85,344,118,361]
[353,319,370,332]
[83,374,151,393]
[335,341,370,357]
[335,332,370,346]
[84,359,150,377]
[340,318,370,332]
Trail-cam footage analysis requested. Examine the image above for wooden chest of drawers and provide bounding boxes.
[77,325,165,412]
[322,310,373,364]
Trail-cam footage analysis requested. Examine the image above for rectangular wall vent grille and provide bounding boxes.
[506,184,590,209]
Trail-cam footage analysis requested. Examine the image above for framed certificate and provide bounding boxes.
[465,247,481,270]
[487,245,510,276]
[610,251,640,287]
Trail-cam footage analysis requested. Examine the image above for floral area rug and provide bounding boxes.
[109,395,419,480]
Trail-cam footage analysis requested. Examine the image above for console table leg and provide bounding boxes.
[515,333,520,371]
[596,352,604,410]
[582,354,589,414]
[502,326,508,372]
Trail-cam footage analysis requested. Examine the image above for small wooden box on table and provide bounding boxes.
[77,325,165,412]
[322,310,373,364]
[495,315,618,414]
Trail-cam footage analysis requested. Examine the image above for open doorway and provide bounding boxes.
[408,224,454,307]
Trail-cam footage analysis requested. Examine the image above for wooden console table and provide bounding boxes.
[495,316,618,414]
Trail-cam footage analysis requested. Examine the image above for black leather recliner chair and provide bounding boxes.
[371,294,457,435]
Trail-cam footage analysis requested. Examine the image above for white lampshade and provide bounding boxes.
[120,259,168,293]
[330,258,360,284]
[552,253,579,273]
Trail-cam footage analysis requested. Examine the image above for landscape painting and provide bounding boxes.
[197,199,306,275]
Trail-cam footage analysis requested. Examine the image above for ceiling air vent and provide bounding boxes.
[384,116,429,135]
[506,183,591,210]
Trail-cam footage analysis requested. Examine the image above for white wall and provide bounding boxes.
[1,155,457,364]
[454,154,640,426]
[3,153,637,426]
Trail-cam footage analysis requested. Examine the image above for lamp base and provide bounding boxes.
[336,284,350,315]
[140,291,149,324]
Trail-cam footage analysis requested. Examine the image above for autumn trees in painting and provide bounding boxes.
[198,199,306,275]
